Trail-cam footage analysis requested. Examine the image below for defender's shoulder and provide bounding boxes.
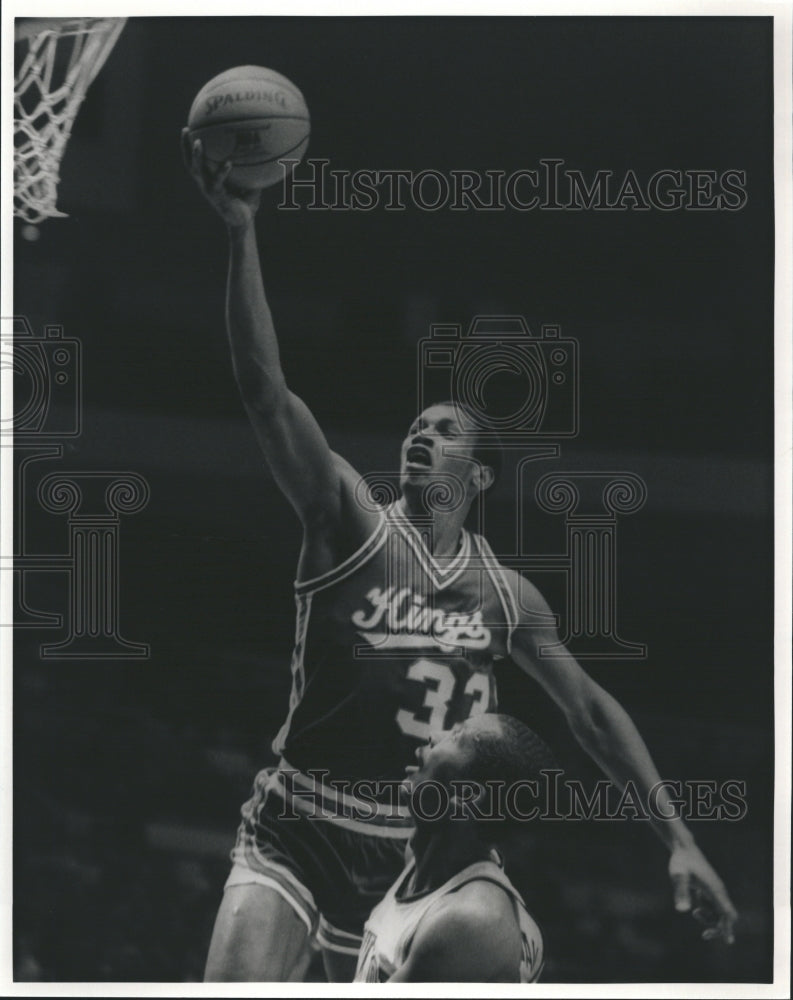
[424,879,519,947]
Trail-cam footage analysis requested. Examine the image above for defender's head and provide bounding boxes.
[402,714,556,830]
[399,401,504,504]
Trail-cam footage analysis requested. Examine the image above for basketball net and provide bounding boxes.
[14,18,127,225]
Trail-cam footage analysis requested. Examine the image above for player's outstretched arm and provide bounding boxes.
[507,571,738,946]
[183,132,359,534]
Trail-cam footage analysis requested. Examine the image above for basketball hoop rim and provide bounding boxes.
[15,17,127,43]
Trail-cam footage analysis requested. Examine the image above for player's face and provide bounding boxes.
[399,404,480,493]
[403,715,504,796]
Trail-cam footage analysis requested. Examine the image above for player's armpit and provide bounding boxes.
[295,451,385,582]
[245,389,362,531]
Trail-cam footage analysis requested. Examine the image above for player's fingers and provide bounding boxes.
[692,875,737,943]
[180,127,193,171]
[208,161,232,197]
[720,922,736,945]
[717,903,738,945]
[695,898,736,944]
[671,872,692,913]
[195,139,220,193]
[692,906,713,926]
[704,880,738,927]
[189,137,208,184]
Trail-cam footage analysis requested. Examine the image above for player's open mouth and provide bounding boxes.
[405,445,432,468]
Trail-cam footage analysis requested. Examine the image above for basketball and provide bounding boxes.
[187,65,310,190]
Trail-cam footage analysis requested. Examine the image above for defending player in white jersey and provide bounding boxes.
[184,138,738,982]
[355,714,551,983]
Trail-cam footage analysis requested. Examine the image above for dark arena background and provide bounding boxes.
[9,14,776,985]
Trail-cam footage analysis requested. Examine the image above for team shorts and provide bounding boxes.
[226,765,411,955]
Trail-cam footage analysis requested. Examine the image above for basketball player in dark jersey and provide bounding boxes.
[355,714,552,983]
[184,138,738,982]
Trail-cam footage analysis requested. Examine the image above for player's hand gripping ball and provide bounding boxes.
[187,65,310,190]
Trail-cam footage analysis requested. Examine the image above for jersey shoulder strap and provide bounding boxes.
[469,532,519,650]
[294,508,388,596]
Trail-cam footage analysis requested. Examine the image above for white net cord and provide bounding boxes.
[14,18,127,225]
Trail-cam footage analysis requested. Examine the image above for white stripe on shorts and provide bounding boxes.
[224,860,318,937]
[317,914,363,956]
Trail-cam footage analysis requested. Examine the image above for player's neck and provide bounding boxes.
[409,823,492,895]
[396,494,470,558]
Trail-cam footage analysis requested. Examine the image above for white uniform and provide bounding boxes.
[354,854,544,982]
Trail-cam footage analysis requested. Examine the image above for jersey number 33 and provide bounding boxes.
[395,659,490,740]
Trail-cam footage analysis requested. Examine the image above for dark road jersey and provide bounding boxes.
[272,503,519,808]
